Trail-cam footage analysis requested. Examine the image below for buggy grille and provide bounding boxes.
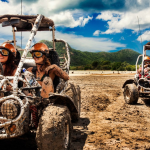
[0,100,20,119]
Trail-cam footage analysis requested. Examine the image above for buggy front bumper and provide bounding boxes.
[0,95,29,139]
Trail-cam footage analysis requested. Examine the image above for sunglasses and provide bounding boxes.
[32,52,43,58]
[0,49,9,56]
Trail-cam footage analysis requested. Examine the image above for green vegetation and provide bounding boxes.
[40,40,139,66]
[18,40,141,71]
[70,61,136,71]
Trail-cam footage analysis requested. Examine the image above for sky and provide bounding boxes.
[0,0,150,54]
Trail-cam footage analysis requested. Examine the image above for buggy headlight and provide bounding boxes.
[1,100,18,119]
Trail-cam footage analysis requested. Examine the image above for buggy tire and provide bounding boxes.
[74,85,81,119]
[65,83,81,122]
[36,105,72,150]
[124,84,139,104]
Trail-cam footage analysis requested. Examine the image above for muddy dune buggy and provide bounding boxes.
[0,14,81,150]
[122,43,150,104]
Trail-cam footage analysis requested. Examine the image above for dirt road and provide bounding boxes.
[1,74,150,150]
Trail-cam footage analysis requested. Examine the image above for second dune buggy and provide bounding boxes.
[123,42,150,104]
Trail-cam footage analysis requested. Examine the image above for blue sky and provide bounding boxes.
[0,0,150,54]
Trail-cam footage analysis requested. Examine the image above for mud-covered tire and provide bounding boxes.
[65,83,81,122]
[124,84,139,104]
[36,105,72,150]
[74,85,81,119]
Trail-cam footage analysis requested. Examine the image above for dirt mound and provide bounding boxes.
[91,94,110,111]
[82,94,111,112]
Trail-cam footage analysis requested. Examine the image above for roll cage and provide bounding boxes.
[0,14,80,142]
[0,14,70,94]
[136,43,150,78]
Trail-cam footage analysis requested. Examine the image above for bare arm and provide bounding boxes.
[45,64,69,81]
[27,67,33,73]
[138,68,142,74]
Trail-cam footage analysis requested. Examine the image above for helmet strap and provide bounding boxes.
[36,63,44,65]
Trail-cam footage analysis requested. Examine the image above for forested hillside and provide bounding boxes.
[18,40,141,70]
[40,40,140,66]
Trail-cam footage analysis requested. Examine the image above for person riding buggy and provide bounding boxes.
[138,56,150,79]
[123,42,150,105]
[27,42,69,99]
[0,42,17,76]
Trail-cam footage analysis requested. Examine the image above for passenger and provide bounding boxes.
[138,56,150,78]
[0,42,17,76]
[27,43,69,98]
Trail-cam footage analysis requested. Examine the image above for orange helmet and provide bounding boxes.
[31,43,49,53]
[1,42,16,57]
[144,56,150,61]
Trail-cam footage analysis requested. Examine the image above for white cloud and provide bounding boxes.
[1,0,150,34]
[81,16,93,27]
[137,0,142,4]
[0,26,125,52]
[54,32,126,52]
[137,30,150,42]
[0,1,91,28]
[0,1,21,15]
[96,11,115,21]
[96,8,150,34]
[50,11,92,28]
[93,30,101,36]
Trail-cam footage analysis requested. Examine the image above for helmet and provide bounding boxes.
[144,56,150,61]
[1,43,16,57]
[31,43,49,53]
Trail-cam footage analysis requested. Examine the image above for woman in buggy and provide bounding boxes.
[27,42,69,99]
[138,56,150,79]
[0,42,17,76]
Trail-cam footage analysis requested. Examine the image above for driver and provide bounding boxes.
[138,56,150,78]
[27,43,69,99]
[0,42,17,76]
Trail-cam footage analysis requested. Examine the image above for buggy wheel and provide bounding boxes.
[75,85,81,118]
[65,83,81,122]
[36,105,72,150]
[124,84,139,104]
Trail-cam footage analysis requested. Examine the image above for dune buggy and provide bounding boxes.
[0,14,81,150]
[122,43,150,104]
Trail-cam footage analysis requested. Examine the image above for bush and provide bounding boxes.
[111,62,122,70]
[84,65,92,70]
[92,61,99,68]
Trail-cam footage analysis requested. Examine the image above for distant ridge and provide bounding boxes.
[40,40,141,66]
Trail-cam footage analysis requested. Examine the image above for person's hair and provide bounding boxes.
[4,52,17,76]
[39,54,51,71]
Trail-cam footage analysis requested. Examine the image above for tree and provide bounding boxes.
[111,62,122,70]
[92,61,99,68]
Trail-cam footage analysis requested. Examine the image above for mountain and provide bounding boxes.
[39,40,141,66]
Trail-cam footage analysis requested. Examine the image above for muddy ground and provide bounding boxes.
[1,74,150,150]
